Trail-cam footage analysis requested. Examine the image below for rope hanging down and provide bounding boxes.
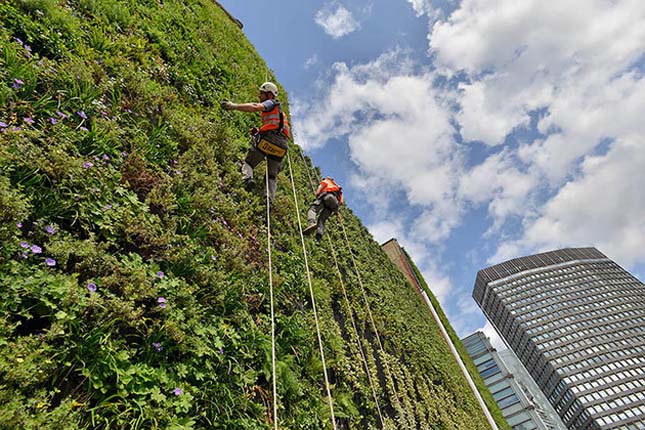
[298,153,407,425]
[286,152,338,430]
[298,154,385,428]
[265,163,279,430]
[336,215,409,427]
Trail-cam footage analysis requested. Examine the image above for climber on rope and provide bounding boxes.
[220,82,290,203]
[303,176,343,242]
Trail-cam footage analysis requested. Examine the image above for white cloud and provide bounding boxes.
[406,0,434,17]
[304,54,319,69]
[494,138,645,267]
[314,4,360,39]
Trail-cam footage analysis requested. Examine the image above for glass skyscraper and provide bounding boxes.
[473,248,644,430]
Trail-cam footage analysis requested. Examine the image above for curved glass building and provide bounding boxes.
[473,248,644,430]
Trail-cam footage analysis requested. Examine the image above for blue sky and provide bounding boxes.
[219,0,645,348]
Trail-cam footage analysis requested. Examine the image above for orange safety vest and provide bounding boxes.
[260,102,291,139]
[318,177,343,205]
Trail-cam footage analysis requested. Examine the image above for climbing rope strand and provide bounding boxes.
[326,234,386,428]
[298,151,405,421]
[337,213,408,426]
[297,151,385,428]
[265,163,279,430]
[286,152,338,430]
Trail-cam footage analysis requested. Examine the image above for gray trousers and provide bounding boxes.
[241,132,287,202]
[307,193,339,237]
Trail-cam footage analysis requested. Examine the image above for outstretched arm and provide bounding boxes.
[227,102,265,112]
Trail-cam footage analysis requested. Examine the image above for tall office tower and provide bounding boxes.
[473,248,645,430]
[462,331,558,430]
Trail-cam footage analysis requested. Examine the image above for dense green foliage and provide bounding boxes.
[403,249,510,428]
[1,1,502,429]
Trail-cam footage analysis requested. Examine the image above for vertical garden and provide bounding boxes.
[0,1,507,429]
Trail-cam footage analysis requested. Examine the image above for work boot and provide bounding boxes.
[244,177,256,191]
[303,223,317,236]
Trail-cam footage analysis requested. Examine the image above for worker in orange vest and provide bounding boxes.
[303,177,343,241]
[221,82,290,203]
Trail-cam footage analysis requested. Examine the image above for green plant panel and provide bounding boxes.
[0,1,505,429]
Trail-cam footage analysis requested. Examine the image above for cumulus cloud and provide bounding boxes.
[304,54,319,70]
[493,138,645,267]
[295,50,464,244]
[314,4,360,39]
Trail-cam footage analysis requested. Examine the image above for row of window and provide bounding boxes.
[541,327,644,357]
[559,352,645,376]
[527,309,641,338]
[569,365,643,389]
[579,384,643,406]
[551,341,645,368]
[509,286,641,316]
[525,302,642,328]
[522,294,645,326]
[546,336,643,361]
[491,262,614,293]
[587,394,645,420]
[533,317,642,348]
[500,271,640,303]
[594,404,645,427]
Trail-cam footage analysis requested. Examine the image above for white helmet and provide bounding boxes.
[259,82,278,96]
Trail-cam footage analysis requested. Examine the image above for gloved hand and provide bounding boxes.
[220,100,236,110]
[249,127,259,136]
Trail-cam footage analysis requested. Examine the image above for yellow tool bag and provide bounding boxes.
[257,138,287,159]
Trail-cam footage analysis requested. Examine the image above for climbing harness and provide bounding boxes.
[286,152,338,430]
[265,163,279,430]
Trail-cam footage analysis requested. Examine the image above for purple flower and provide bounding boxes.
[24,45,32,53]
[77,110,87,120]
[13,79,24,89]
[222,219,228,227]
[57,111,68,119]
[30,244,42,254]
[158,297,166,309]
[21,252,29,259]
[157,271,164,279]
[210,255,216,261]
[173,387,183,396]
[102,154,110,161]
[80,126,89,132]
[0,122,7,128]
[12,127,21,132]
[82,161,93,169]
[17,222,23,228]
[102,204,112,211]
[24,117,34,124]
[87,282,97,292]
[20,242,29,249]
[49,117,58,125]
[219,347,224,355]
[14,37,24,46]
[100,111,108,116]
[45,258,56,267]
[45,225,56,234]
[152,342,163,352]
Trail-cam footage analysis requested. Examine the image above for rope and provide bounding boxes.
[286,152,338,430]
[337,213,408,427]
[298,153,385,428]
[265,163,279,430]
[298,153,406,424]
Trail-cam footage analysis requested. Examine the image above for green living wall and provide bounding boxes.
[0,1,505,429]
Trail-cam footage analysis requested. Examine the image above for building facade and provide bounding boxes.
[498,349,568,430]
[473,248,645,430]
[463,332,558,430]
